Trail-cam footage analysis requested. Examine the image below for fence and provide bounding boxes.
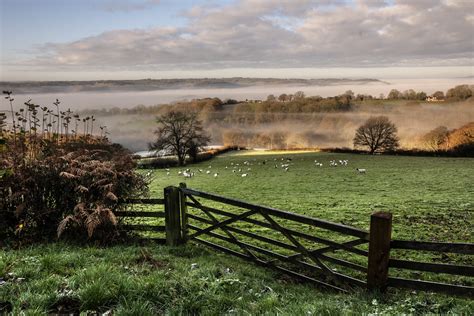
[115,198,166,243]
[121,184,474,296]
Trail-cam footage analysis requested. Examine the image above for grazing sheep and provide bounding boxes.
[214,173,219,178]
[206,170,211,174]
[183,171,194,178]
[241,173,248,177]
[166,172,170,176]
[356,168,366,174]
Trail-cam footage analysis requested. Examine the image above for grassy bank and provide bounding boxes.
[1,243,472,315]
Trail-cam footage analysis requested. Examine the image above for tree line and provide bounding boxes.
[387,84,472,101]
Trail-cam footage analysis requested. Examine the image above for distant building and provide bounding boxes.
[426,96,443,102]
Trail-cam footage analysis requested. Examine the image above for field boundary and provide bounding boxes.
[123,184,474,296]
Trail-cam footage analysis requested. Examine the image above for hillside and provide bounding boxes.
[0,78,385,94]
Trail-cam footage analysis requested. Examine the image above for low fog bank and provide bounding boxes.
[97,100,474,152]
[2,78,468,112]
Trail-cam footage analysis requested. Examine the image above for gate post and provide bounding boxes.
[179,182,189,242]
[367,211,392,292]
[164,186,182,246]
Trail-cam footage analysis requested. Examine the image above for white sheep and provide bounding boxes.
[183,171,194,178]
[356,168,366,174]
[241,173,248,177]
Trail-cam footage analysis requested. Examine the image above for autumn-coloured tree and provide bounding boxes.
[432,91,445,100]
[422,126,449,151]
[446,84,472,100]
[353,116,399,154]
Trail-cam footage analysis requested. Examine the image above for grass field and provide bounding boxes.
[148,150,473,242]
[1,150,473,314]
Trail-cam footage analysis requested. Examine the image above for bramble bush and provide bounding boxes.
[0,137,149,246]
[0,92,148,246]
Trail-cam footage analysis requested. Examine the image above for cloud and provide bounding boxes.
[101,0,161,12]
[17,0,474,71]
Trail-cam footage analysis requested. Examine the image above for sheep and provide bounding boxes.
[214,173,219,178]
[241,173,248,177]
[166,172,170,176]
[284,167,289,172]
[356,168,366,174]
[183,171,194,178]
[206,170,211,174]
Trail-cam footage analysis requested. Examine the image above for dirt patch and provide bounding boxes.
[49,296,81,315]
[0,301,13,313]
[135,248,169,268]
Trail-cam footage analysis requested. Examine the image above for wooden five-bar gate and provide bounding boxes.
[116,184,473,297]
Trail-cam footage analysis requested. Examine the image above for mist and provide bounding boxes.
[2,78,472,152]
[2,78,468,111]
[94,99,474,152]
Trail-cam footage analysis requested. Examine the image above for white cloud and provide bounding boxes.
[101,0,161,12]
[12,0,474,71]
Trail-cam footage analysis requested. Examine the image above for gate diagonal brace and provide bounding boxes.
[258,210,335,276]
[287,239,367,261]
[188,208,258,239]
[187,195,260,260]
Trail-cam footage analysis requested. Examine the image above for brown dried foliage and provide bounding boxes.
[0,138,148,245]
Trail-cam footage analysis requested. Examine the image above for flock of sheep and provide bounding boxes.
[164,156,367,180]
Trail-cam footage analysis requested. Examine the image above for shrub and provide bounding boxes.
[0,138,148,245]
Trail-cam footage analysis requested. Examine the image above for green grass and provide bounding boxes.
[144,151,473,285]
[1,243,472,315]
[148,151,473,242]
[1,151,473,314]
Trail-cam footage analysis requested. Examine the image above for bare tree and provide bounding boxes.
[353,116,399,154]
[149,111,210,166]
[294,91,305,99]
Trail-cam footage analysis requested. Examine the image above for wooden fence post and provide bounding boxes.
[367,211,392,292]
[164,186,182,246]
[179,182,188,242]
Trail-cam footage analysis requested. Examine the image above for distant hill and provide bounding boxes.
[1,77,385,94]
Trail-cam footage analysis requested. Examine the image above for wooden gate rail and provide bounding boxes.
[177,185,370,292]
[185,201,369,256]
[390,240,474,254]
[137,184,473,297]
[115,198,166,243]
[181,187,369,239]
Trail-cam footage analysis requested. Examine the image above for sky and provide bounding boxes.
[1,0,473,81]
